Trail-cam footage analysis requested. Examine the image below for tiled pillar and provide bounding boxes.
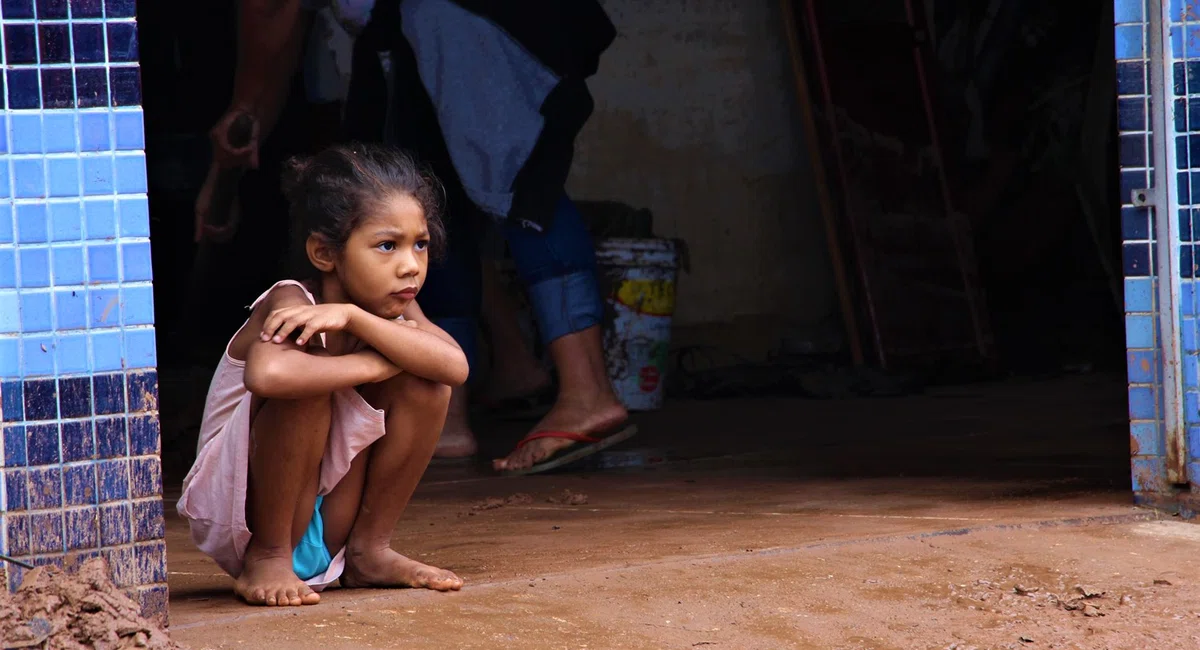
[0,0,167,622]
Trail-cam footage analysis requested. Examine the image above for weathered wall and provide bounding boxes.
[568,0,834,329]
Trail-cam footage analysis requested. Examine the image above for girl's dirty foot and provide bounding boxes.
[492,396,628,472]
[342,547,464,591]
[235,550,320,606]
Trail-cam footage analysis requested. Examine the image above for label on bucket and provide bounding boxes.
[615,279,675,317]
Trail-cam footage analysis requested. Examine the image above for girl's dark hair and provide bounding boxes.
[281,143,447,271]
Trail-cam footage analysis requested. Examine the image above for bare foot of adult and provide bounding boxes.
[492,395,628,472]
[235,549,320,606]
[434,386,478,459]
[342,547,464,591]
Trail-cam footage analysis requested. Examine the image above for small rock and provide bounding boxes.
[552,526,561,531]
[1154,579,1173,586]
[1082,604,1103,618]
[1020,636,1034,643]
[1075,585,1103,599]
[1120,594,1133,605]
[1014,585,1040,595]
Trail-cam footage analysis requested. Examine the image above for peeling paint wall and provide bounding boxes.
[568,0,834,328]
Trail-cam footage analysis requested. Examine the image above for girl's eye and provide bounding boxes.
[415,240,430,252]
[377,241,396,252]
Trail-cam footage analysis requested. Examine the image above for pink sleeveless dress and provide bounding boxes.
[175,280,390,589]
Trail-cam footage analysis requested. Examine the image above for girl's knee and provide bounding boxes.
[371,372,452,412]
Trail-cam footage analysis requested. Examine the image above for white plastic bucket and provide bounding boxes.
[596,238,680,411]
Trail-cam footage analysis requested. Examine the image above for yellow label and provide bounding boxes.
[614,279,675,316]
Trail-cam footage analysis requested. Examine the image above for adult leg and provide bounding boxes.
[320,372,462,590]
[477,260,552,406]
[240,395,331,606]
[493,194,628,472]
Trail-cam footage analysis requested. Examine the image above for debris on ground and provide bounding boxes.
[471,493,534,511]
[0,558,182,650]
[547,490,589,506]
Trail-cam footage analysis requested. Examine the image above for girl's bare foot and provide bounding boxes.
[235,550,320,607]
[341,547,464,591]
[492,395,628,472]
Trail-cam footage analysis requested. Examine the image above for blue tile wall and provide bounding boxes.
[0,2,166,623]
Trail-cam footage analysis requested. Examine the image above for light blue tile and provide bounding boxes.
[20,292,52,332]
[0,203,12,243]
[0,292,19,333]
[1129,386,1157,420]
[43,113,77,154]
[1129,349,1158,384]
[113,112,144,151]
[1186,318,1199,353]
[91,331,122,372]
[0,118,7,154]
[12,159,45,199]
[1187,392,1200,424]
[121,286,154,326]
[84,200,116,240]
[86,244,119,284]
[55,289,87,330]
[1125,278,1154,313]
[113,154,147,194]
[17,247,49,287]
[1127,314,1155,349]
[1117,0,1144,24]
[21,335,55,377]
[121,242,152,282]
[1116,25,1144,59]
[46,158,80,198]
[0,249,13,288]
[78,113,111,152]
[0,337,18,379]
[15,203,47,243]
[52,247,85,286]
[124,328,157,369]
[1186,354,1199,389]
[9,114,42,154]
[89,289,120,328]
[1132,421,1162,457]
[81,156,114,196]
[56,334,88,374]
[0,160,10,199]
[48,202,83,241]
[118,197,149,237]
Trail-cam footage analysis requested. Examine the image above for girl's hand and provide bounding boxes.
[262,303,360,346]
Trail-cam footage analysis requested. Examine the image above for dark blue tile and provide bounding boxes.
[1180,61,1191,95]
[7,68,40,109]
[1,381,23,422]
[1182,209,1195,243]
[41,68,74,109]
[23,379,57,421]
[27,467,62,509]
[133,500,164,542]
[127,371,157,412]
[130,457,160,498]
[135,542,167,583]
[128,415,159,456]
[1184,245,1195,278]
[4,470,27,511]
[96,459,128,502]
[1123,134,1148,167]
[38,23,70,63]
[106,22,137,62]
[63,464,96,505]
[75,67,108,108]
[138,586,168,616]
[107,545,135,587]
[69,0,100,16]
[60,420,94,462]
[1118,98,1146,132]
[1124,242,1153,277]
[29,512,64,555]
[2,0,34,18]
[99,502,131,545]
[58,376,91,418]
[1119,61,1147,96]
[5,514,31,557]
[1176,98,1188,134]
[3,425,26,465]
[25,424,59,465]
[95,417,127,458]
[1180,136,1192,169]
[4,25,37,65]
[64,508,99,551]
[110,66,139,106]
[1122,171,1149,205]
[72,23,104,64]
[103,0,133,17]
[35,0,66,16]
[93,373,126,415]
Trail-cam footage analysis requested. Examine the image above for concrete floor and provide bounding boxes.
[165,374,1199,649]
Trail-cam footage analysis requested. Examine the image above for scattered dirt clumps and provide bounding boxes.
[547,490,589,506]
[0,558,182,650]
[471,493,534,511]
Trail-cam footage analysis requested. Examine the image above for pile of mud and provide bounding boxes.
[0,558,182,650]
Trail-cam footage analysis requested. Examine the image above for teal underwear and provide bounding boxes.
[292,495,334,581]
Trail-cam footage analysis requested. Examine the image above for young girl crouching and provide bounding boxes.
[177,144,469,607]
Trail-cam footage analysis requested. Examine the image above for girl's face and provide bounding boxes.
[318,192,431,319]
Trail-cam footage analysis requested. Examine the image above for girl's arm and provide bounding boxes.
[239,287,401,399]
[347,303,470,387]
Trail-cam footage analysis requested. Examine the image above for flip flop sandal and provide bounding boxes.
[500,425,639,477]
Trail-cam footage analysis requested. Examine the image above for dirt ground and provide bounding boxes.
[161,375,1200,649]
